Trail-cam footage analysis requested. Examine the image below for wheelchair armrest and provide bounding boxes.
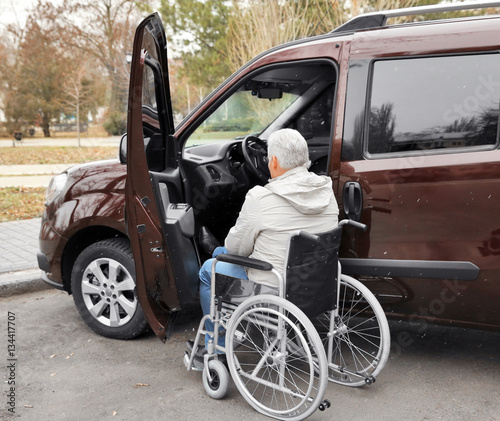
[216,253,273,271]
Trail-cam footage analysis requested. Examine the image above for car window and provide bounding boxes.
[367,54,500,155]
[184,62,337,149]
[143,65,158,111]
[185,90,298,148]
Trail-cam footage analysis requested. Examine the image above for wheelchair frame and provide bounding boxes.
[184,220,390,420]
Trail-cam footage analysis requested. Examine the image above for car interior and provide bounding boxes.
[178,60,338,248]
[138,59,338,284]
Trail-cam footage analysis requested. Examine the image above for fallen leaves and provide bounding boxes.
[0,187,46,222]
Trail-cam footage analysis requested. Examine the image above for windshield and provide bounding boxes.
[183,62,336,150]
[185,90,299,148]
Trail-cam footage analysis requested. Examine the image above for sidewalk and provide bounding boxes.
[0,218,49,297]
[0,164,76,188]
[0,135,121,148]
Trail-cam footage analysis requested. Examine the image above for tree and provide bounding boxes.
[227,1,338,70]
[159,0,420,114]
[58,61,107,145]
[2,3,69,137]
[227,0,420,70]
[168,59,207,119]
[0,1,111,138]
[47,0,152,133]
[161,0,232,91]
[0,1,28,136]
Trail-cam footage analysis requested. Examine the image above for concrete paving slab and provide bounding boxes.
[0,218,41,273]
[0,175,54,188]
[0,163,75,176]
[0,136,121,148]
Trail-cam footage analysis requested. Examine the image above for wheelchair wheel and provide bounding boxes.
[202,359,230,400]
[226,295,328,421]
[315,275,390,387]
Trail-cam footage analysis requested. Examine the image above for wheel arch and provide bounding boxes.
[61,225,128,293]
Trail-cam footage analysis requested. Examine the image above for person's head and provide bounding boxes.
[267,129,310,178]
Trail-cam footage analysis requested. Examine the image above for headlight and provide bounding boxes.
[45,173,68,206]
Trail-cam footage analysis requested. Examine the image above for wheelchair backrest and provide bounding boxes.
[284,226,342,318]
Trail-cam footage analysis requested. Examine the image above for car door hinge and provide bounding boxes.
[151,247,164,253]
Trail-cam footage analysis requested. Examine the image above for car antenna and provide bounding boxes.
[310,0,338,37]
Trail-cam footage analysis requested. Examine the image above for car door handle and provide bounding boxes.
[343,181,363,222]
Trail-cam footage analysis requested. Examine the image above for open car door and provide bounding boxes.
[125,13,198,342]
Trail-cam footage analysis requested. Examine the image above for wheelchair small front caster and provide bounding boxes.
[365,375,376,385]
[319,399,331,411]
[202,359,229,400]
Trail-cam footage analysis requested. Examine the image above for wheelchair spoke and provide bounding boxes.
[227,296,328,419]
[315,276,390,387]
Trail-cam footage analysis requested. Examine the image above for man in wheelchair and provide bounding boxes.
[187,128,339,365]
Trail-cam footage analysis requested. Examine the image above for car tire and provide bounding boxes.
[71,238,148,339]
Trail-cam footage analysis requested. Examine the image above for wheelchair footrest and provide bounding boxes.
[184,352,204,372]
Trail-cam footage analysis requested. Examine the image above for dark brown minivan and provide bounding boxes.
[38,1,500,340]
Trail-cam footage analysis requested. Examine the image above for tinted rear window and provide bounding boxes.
[368,54,500,155]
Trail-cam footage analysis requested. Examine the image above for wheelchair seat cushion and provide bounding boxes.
[215,274,279,307]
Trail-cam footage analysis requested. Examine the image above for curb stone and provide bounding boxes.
[0,269,52,298]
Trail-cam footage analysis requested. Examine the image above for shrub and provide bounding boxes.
[103,112,127,135]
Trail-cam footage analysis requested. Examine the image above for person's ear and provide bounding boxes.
[268,155,277,178]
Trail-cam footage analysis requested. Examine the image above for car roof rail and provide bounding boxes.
[332,0,500,33]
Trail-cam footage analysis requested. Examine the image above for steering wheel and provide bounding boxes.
[242,136,270,184]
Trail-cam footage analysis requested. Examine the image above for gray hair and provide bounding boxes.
[267,129,310,170]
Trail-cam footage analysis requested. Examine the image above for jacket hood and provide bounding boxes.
[265,166,334,214]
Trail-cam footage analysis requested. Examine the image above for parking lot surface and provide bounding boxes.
[1,289,499,420]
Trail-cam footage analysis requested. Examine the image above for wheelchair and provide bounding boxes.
[184,220,391,420]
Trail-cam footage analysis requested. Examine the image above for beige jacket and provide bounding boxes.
[224,166,339,287]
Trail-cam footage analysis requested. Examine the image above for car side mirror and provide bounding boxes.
[119,133,127,164]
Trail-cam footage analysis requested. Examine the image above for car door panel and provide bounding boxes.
[339,29,500,328]
[125,13,197,341]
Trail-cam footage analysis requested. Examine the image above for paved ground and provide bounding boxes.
[1,288,500,421]
[0,136,121,148]
[0,218,41,273]
[0,165,78,188]
[0,217,52,297]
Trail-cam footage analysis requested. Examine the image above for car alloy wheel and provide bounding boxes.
[71,238,148,339]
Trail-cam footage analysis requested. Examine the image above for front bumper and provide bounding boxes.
[37,251,65,291]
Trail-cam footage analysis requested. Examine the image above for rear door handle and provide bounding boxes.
[343,181,363,222]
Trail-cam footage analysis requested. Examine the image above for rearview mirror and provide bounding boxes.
[258,88,283,100]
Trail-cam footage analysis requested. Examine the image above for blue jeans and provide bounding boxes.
[199,247,248,351]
